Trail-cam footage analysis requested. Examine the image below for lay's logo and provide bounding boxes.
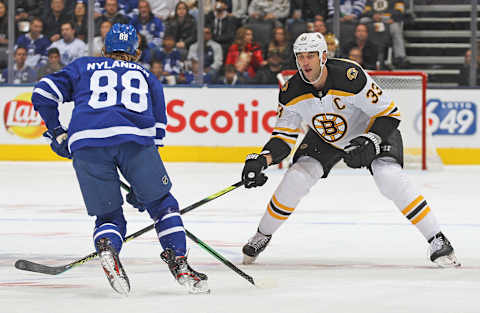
[3,92,46,139]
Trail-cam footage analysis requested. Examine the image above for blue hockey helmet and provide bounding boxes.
[104,23,139,55]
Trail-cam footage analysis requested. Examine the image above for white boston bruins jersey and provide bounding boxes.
[272,58,401,151]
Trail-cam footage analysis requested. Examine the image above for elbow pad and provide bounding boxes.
[262,137,291,165]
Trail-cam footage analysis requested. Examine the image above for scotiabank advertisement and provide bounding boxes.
[163,88,276,146]
[0,86,479,163]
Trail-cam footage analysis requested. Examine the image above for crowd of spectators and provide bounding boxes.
[0,0,411,85]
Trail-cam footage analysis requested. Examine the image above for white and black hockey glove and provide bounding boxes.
[242,153,268,188]
[343,132,381,168]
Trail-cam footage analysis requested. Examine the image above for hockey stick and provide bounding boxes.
[15,181,253,284]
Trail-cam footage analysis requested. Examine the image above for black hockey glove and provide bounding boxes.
[43,126,71,159]
[242,153,268,188]
[343,132,381,168]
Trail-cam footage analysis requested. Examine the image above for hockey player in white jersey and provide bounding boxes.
[241,32,460,267]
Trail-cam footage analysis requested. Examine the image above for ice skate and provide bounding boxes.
[242,229,272,264]
[96,238,130,295]
[160,248,210,294]
[429,232,460,268]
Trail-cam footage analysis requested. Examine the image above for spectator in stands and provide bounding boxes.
[325,33,340,58]
[0,1,7,70]
[248,0,290,22]
[131,0,165,50]
[225,27,266,79]
[266,26,291,68]
[151,0,179,21]
[248,50,283,85]
[178,55,213,85]
[291,0,328,22]
[92,20,112,56]
[230,0,248,21]
[184,0,214,21]
[0,46,37,84]
[150,60,167,83]
[153,33,183,78]
[326,0,366,45]
[94,0,134,17]
[217,63,249,85]
[313,19,328,35]
[43,0,71,42]
[16,17,51,70]
[94,0,130,36]
[137,33,153,69]
[72,0,88,42]
[16,0,47,20]
[360,0,407,68]
[341,23,378,70]
[286,9,308,45]
[348,46,363,66]
[37,47,65,79]
[48,21,87,65]
[205,0,240,58]
[187,27,223,80]
[165,1,197,52]
[459,49,480,86]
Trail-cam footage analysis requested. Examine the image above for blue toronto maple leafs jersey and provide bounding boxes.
[32,56,167,153]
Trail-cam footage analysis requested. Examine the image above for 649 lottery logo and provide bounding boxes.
[417,99,476,135]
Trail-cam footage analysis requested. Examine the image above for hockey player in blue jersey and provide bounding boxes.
[31,24,209,295]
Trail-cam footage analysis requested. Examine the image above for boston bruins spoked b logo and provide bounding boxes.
[312,113,347,142]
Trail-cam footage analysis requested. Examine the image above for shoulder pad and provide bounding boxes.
[278,72,315,106]
[325,58,367,95]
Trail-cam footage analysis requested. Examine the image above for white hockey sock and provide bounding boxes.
[258,156,323,235]
[372,158,441,241]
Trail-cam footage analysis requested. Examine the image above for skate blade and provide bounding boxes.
[187,280,211,295]
[433,254,461,268]
[100,252,130,296]
[242,254,257,265]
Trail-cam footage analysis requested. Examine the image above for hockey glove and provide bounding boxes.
[343,132,381,168]
[242,153,268,188]
[43,126,71,159]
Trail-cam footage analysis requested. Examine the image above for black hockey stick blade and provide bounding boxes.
[14,181,243,275]
[14,251,98,275]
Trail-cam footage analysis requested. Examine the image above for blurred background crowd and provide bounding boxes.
[0,0,477,87]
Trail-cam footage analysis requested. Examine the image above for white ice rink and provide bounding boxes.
[1,161,479,313]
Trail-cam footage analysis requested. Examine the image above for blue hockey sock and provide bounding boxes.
[93,208,127,253]
[156,207,186,257]
[146,193,186,257]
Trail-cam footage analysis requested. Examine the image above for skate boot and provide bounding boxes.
[160,248,210,294]
[428,232,460,267]
[95,238,130,295]
[242,229,272,264]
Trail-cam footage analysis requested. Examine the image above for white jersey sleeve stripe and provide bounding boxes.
[40,77,64,103]
[155,122,166,129]
[271,134,297,146]
[68,126,156,151]
[154,139,163,146]
[33,87,59,102]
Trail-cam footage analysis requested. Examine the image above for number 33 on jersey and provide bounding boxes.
[32,56,167,153]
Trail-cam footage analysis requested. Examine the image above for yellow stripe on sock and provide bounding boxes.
[401,195,424,215]
[272,195,295,212]
[411,206,431,225]
[267,204,288,220]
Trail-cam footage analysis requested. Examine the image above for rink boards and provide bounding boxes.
[0,85,478,164]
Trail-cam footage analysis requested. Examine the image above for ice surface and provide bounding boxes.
[0,162,479,313]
